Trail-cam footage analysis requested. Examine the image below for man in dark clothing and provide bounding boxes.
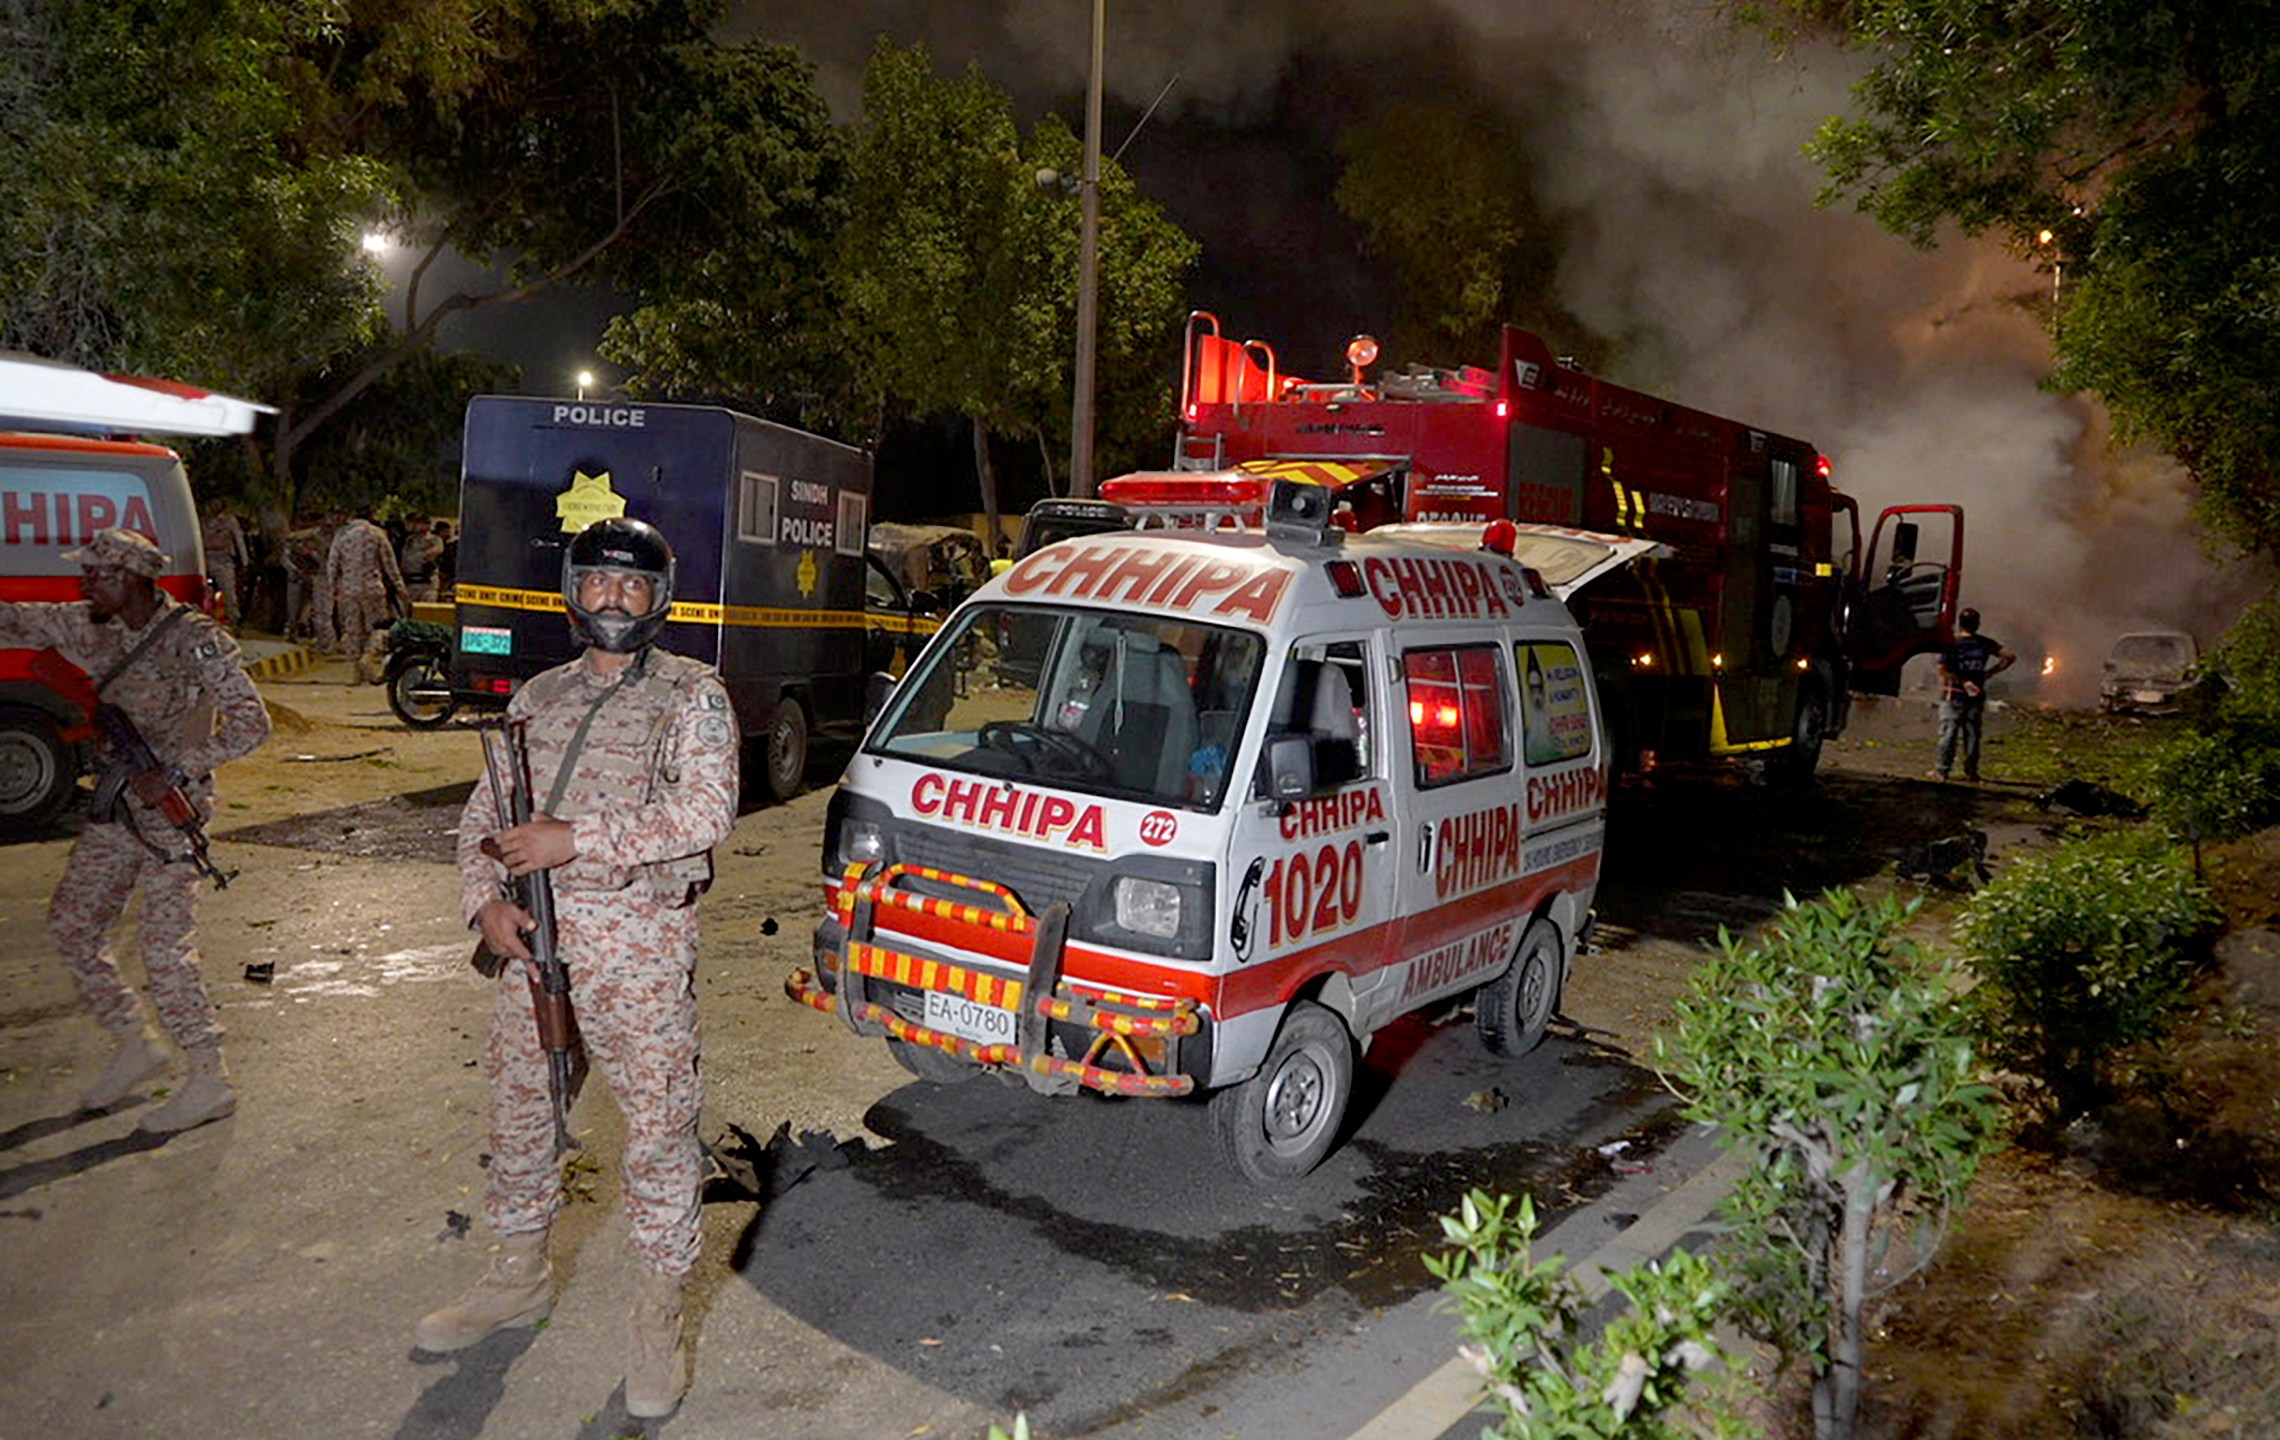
[1933,607,2016,782]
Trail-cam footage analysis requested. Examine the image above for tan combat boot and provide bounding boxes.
[137,1044,236,1133]
[82,1023,168,1110]
[624,1268,689,1418]
[414,1232,553,1352]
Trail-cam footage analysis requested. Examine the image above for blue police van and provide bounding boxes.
[453,395,875,801]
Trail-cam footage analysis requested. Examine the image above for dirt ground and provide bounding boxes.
[5,664,2272,1439]
[1813,727,2280,1440]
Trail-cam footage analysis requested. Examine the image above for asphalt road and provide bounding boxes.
[0,664,2030,1440]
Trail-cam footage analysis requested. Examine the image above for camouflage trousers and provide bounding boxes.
[483,890,704,1277]
[49,819,220,1050]
[332,590,394,659]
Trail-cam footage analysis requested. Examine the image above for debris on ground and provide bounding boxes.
[242,962,275,984]
[2033,778,2148,819]
[435,1210,470,1241]
[1897,829,1991,890]
[702,1120,862,1203]
[1461,1087,1507,1113]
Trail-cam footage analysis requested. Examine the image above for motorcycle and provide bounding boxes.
[382,617,458,728]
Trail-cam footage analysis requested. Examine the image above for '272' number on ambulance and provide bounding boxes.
[1264,841,1367,948]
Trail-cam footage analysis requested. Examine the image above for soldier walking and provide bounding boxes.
[321,506,407,664]
[0,528,271,1131]
[417,517,737,1420]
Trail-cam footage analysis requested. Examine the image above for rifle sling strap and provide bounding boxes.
[540,657,642,817]
[94,602,191,697]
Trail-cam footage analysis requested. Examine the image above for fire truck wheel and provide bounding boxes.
[0,705,75,832]
[1211,1000,1354,1183]
[890,1037,983,1085]
[1766,680,1827,786]
[763,698,809,802]
[1477,917,1563,1058]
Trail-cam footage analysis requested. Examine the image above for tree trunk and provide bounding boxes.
[1819,1169,1879,1440]
[1037,428,1060,499]
[971,414,1001,557]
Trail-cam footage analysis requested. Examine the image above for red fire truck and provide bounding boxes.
[1101,314,1964,780]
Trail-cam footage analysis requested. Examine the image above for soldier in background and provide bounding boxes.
[200,506,250,629]
[416,517,737,1421]
[0,529,271,1131]
[399,517,445,604]
[321,506,407,667]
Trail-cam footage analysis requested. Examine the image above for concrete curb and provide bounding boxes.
[242,643,316,681]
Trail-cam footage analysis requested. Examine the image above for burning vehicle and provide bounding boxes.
[2099,630,2199,714]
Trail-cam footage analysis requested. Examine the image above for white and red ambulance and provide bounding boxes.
[789,482,1631,1182]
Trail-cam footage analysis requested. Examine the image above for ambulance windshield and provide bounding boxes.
[870,604,1267,810]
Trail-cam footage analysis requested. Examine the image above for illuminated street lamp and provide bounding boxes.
[576,369,595,401]
[361,231,389,256]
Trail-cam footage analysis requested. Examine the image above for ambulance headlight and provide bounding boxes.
[822,790,895,879]
[1078,856,1213,960]
[1113,878,1183,938]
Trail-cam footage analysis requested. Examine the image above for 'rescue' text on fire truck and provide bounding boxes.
[1100,313,1967,780]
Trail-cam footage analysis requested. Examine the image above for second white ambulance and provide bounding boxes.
[789,483,1622,1182]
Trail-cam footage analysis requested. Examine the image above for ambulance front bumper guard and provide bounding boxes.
[785,861,1200,1099]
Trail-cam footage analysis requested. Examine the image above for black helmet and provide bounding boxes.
[562,516,676,653]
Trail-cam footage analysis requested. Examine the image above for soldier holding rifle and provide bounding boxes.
[0,527,269,1133]
[416,516,738,1422]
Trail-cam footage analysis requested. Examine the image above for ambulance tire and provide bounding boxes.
[763,698,808,803]
[1211,1001,1354,1183]
[1477,917,1563,1058]
[890,1038,983,1085]
[0,705,75,833]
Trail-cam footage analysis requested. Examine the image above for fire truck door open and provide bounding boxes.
[1848,504,1964,692]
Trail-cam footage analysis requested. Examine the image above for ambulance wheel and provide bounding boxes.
[1478,917,1563,1058]
[1211,1001,1353,1183]
[763,699,808,802]
[0,706,74,832]
[890,1038,983,1085]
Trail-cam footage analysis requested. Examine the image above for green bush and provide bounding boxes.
[1425,1190,1752,1440]
[1956,831,2219,1117]
[1659,890,1997,1440]
[2148,712,2280,841]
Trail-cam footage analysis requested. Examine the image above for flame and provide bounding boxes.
[2042,655,2058,678]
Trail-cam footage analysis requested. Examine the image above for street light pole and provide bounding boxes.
[1068,0,1105,499]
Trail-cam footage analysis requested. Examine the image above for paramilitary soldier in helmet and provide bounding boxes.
[417,516,738,1419]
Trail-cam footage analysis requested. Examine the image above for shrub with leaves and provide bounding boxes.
[1660,890,1999,1440]
[1956,830,2220,1117]
[1427,1190,1752,1440]
[2148,712,2280,842]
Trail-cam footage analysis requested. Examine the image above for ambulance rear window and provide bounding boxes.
[1403,646,1511,786]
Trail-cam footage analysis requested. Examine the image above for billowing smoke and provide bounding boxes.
[732,0,2269,700]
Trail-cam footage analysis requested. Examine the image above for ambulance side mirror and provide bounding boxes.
[1265,735,1315,801]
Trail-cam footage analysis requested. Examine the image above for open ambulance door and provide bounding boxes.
[1845,504,1964,695]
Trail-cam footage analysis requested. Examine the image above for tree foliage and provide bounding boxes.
[1333,100,1597,368]
[1661,889,2000,1440]
[2,0,844,522]
[1759,0,2280,563]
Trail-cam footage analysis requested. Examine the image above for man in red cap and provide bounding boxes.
[0,526,271,1131]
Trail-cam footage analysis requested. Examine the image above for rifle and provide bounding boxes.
[476,721,584,1157]
[28,647,232,887]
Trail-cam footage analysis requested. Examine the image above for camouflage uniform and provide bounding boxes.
[455,647,738,1276]
[399,526,445,603]
[321,517,406,659]
[200,511,250,628]
[0,588,271,1051]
